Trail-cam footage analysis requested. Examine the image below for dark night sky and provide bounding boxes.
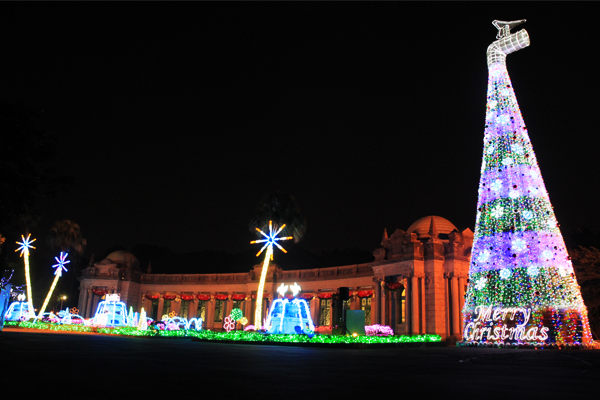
[2,3,599,266]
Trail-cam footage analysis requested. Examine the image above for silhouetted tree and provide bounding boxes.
[46,220,87,306]
[249,191,306,244]
[46,220,87,255]
[0,104,72,237]
[571,246,600,339]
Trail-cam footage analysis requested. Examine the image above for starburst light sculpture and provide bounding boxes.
[16,234,36,319]
[250,220,293,329]
[36,252,70,322]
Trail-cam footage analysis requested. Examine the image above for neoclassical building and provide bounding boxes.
[78,216,473,343]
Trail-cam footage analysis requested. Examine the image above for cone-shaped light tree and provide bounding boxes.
[461,20,593,346]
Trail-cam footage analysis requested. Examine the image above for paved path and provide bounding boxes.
[2,329,600,398]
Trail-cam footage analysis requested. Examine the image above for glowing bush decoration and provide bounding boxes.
[157,316,204,331]
[365,325,394,336]
[461,20,593,347]
[250,220,293,329]
[36,252,70,323]
[230,308,243,321]
[16,234,36,319]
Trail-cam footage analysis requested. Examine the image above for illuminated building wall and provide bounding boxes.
[78,216,472,341]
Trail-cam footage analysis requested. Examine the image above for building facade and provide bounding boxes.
[78,216,473,343]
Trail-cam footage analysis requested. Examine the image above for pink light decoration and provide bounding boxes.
[365,324,394,336]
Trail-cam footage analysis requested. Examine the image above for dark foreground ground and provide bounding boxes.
[2,329,600,399]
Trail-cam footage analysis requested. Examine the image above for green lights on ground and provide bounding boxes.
[5,321,441,344]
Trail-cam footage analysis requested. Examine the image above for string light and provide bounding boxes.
[6,320,442,345]
[250,220,293,329]
[461,21,593,347]
[36,252,70,323]
[15,234,36,319]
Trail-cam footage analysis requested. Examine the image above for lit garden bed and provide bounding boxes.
[4,321,442,346]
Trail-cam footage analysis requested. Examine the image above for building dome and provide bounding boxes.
[100,250,140,270]
[407,216,458,240]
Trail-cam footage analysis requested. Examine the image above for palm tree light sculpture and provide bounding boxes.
[36,252,70,322]
[16,234,36,319]
[250,220,293,329]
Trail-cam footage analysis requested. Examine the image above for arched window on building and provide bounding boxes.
[232,299,244,313]
[398,287,406,323]
[319,298,332,326]
[150,299,159,321]
[180,300,189,319]
[361,297,371,325]
[214,299,226,323]
[197,301,207,322]
[162,299,171,318]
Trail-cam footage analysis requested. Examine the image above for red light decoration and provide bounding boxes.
[93,289,108,297]
[180,295,194,301]
[163,295,177,300]
[232,294,246,301]
[196,294,211,301]
[358,290,374,298]
[215,294,228,300]
[317,292,333,299]
[385,282,403,291]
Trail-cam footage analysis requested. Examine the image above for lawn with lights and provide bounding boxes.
[3,320,441,346]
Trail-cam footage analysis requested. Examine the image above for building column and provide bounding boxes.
[78,287,87,318]
[451,276,460,337]
[379,281,386,327]
[458,275,467,336]
[310,297,318,325]
[225,297,232,319]
[420,276,426,334]
[411,276,419,335]
[139,295,145,314]
[244,297,252,323]
[171,299,181,316]
[371,284,378,325]
[85,289,93,318]
[190,298,199,319]
[157,297,164,321]
[458,276,466,313]
[206,297,215,330]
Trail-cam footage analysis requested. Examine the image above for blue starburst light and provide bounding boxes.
[53,252,70,277]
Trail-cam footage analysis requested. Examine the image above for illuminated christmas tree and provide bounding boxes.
[461,20,593,347]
